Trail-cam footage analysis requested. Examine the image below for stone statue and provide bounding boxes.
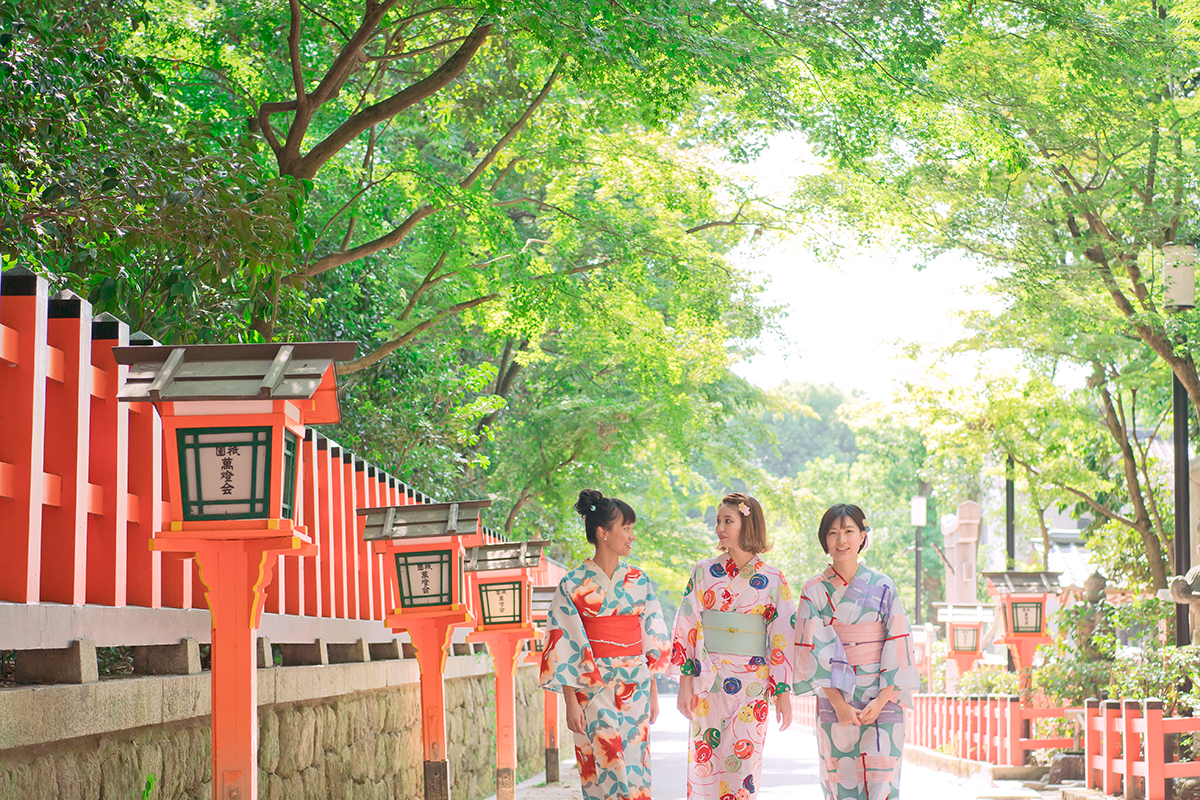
[1077,572,1110,660]
[1168,565,1200,645]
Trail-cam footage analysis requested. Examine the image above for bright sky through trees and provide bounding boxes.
[729,133,1002,399]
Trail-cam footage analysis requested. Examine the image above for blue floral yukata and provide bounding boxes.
[540,560,671,800]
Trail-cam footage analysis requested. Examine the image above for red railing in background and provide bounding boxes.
[908,694,1078,766]
[0,266,564,652]
[1084,698,1200,800]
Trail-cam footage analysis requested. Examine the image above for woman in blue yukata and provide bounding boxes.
[539,489,672,800]
[793,503,921,800]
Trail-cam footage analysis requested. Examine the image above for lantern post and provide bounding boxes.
[113,341,355,800]
[464,539,548,800]
[933,603,995,692]
[359,499,491,800]
[527,583,560,782]
[984,571,1060,693]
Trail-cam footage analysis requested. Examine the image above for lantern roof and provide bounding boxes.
[530,585,557,620]
[982,571,1061,596]
[464,540,548,572]
[360,500,491,541]
[932,602,995,623]
[113,341,356,424]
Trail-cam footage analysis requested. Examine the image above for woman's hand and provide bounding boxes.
[649,679,661,724]
[858,686,894,726]
[677,676,696,721]
[824,687,860,726]
[858,697,886,726]
[774,692,793,731]
[563,688,587,735]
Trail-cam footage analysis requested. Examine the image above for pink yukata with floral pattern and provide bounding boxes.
[671,554,797,800]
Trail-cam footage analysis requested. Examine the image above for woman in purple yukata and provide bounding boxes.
[540,489,672,800]
[793,503,920,800]
[671,492,796,800]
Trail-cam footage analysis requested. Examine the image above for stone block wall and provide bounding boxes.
[0,660,562,800]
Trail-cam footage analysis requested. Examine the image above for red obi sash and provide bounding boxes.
[832,620,886,666]
[582,614,642,658]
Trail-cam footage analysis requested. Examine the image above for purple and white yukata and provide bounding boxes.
[793,564,920,800]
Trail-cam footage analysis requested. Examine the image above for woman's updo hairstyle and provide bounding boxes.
[574,489,636,545]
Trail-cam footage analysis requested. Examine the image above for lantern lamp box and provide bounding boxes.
[464,541,548,630]
[113,341,355,536]
[933,603,994,656]
[357,500,493,622]
[983,571,1060,642]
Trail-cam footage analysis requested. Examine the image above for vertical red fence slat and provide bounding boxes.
[41,291,92,605]
[353,461,373,621]
[86,313,130,606]
[315,437,336,618]
[369,467,384,619]
[0,268,48,603]
[329,445,348,618]
[126,384,163,607]
[341,452,359,619]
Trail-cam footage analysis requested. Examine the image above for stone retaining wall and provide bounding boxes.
[0,658,560,799]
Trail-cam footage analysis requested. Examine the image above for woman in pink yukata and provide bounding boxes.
[671,492,796,800]
[792,503,920,800]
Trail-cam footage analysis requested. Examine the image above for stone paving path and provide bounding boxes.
[487,698,1015,799]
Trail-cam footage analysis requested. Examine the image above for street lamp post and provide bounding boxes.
[911,494,927,625]
[1165,242,1195,647]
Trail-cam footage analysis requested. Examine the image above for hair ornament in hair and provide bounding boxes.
[590,504,596,511]
[738,502,750,517]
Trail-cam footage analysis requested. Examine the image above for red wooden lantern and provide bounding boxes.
[934,602,995,689]
[464,540,547,800]
[984,571,1060,691]
[526,582,561,782]
[359,499,489,800]
[114,341,354,800]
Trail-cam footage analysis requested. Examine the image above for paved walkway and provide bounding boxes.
[490,698,1009,799]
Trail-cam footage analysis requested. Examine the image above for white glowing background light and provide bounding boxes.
[721,133,1005,399]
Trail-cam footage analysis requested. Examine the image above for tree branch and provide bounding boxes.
[460,60,562,190]
[287,0,307,103]
[290,19,492,180]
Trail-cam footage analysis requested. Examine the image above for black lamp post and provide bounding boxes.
[1165,242,1195,647]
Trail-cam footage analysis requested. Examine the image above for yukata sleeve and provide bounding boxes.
[878,578,921,706]
[791,579,855,697]
[639,575,673,673]
[670,564,705,678]
[765,571,798,696]
[540,579,604,692]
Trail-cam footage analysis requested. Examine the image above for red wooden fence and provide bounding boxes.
[0,266,563,654]
[907,694,1077,766]
[1084,698,1200,800]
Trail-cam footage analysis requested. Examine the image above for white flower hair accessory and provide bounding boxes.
[737,502,750,516]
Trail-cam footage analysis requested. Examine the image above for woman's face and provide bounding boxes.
[825,515,865,561]
[715,504,744,551]
[598,517,636,556]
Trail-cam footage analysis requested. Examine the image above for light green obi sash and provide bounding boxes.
[701,609,767,657]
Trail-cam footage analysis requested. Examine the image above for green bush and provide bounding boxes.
[956,664,1019,696]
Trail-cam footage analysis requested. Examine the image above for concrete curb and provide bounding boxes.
[903,744,1050,783]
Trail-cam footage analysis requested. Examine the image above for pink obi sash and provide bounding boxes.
[832,620,886,666]
[582,614,642,658]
